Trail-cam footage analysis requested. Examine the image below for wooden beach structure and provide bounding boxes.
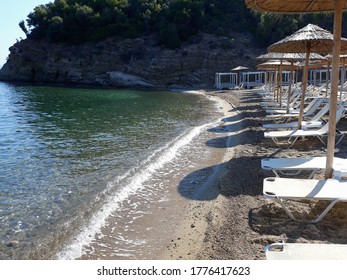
[239,71,266,89]
[214,72,238,89]
[215,71,266,89]
[309,68,330,85]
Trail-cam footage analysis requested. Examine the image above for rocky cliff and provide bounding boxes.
[0,32,264,88]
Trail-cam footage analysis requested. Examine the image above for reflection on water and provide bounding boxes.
[0,83,221,259]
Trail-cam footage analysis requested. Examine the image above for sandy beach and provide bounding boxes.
[157,88,347,260]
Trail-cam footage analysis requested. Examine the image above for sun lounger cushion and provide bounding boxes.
[263,103,330,130]
[264,106,346,148]
[265,243,347,260]
[263,177,347,222]
[263,120,323,130]
[261,156,346,178]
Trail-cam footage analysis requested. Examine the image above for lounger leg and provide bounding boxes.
[316,135,327,145]
[276,197,342,223]
[272,169,281,177]
[308,169,322,179]
[277,170,303,177]
[275,169,319,179]
[271,137,282,148]
[311,200,341,223]
[336,133,345,145]
[288,137,300,148]
[270,137,299,149]
[277,198,297,221]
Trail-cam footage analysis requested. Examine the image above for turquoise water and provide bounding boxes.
[0,82,223,259]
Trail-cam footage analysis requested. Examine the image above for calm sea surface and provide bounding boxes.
[0,82,224,259]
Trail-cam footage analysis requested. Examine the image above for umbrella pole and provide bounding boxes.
[341,59,345,100]
[276,66,281,103]
[325,0,343,179]
[273,72,277,100]
[326,61,330,97]
[298,46,311,129]
[279,61,283,107]
[296,69,299,85]
[264,70,267,88]
[287,62,294,114]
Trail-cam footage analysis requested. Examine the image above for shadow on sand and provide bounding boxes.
[177,154,265,201]
[177,90,264,201]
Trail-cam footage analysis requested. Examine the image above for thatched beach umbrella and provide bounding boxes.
[245,0,347,179]
[257,52,325,112]
[245,0,347,13]
[231,66,249,85]
[231,66,249,71]
[268,24,346,129]
[257,52,325,61]
[257,59,290,84]
[256,59,293,107]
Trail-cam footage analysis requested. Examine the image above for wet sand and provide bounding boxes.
[157,88,347,260]
[74,91,234,260]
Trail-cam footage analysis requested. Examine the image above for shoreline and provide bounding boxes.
[2,82,346,260]
[0,81,235,260]
[156,89,246,259]
[158,88,347,260]
[63,88,233,260]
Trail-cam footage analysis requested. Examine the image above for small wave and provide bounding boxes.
[56,123,211,260]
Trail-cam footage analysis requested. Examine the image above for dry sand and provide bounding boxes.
[157,88,347,260]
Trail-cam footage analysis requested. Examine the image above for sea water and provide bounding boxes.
[0,82,225,260]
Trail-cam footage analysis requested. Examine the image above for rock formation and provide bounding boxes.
[0,32,264,88]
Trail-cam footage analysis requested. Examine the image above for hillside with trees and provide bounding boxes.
[4,0,347,88]
[19,0,347,49]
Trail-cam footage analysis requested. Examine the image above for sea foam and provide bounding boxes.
[56,123,210,260]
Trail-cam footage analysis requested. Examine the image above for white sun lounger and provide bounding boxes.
[264,106,345,148]
[265,97,324,117]
[265,242,347,260]
[263,177,347,223]
[261,90,302,109]
[261,156,346,179]
[263,102,330,130]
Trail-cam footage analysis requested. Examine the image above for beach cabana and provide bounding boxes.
[309,67,330,85]
[215,72,238,89]
[231,66,249,86]
[239,71,266,89]
[246,0,347,179]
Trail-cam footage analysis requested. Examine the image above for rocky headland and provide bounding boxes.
[0,32,265,88]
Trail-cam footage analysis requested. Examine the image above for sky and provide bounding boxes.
[0,0,52,67]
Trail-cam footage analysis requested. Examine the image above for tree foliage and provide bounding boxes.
[20,0,347,48]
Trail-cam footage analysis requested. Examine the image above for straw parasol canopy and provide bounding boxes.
[296,59,328,69]
[267,24,347,130]
[257,52,326,111]
[258,53,325,92]
[231,66,249,71]
[267,24,347,54]
[257,58,302,110]
[231,66,249,84]
[257,59,292,69]
[245,0,347,179]
[245,0,347,13]
[257,52,325,61]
